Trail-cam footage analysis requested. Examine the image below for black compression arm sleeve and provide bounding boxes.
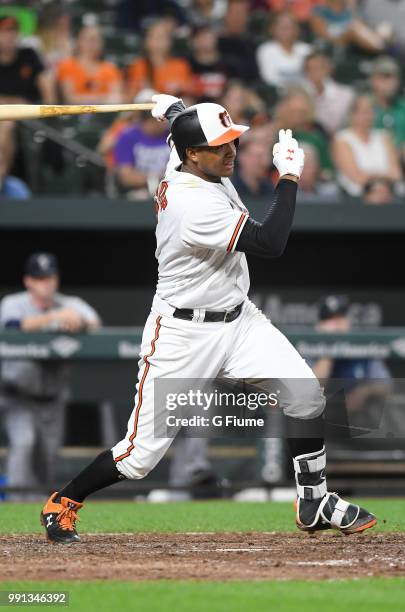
[235,178,298,258]
[166,101,186,126]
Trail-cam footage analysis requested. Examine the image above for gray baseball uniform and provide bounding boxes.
[0,291,100,499]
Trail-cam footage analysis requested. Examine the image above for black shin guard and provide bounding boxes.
[56,450,126,503]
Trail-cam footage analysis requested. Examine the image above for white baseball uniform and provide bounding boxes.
[112,148,324,480]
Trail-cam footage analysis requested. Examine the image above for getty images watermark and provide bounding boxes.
[154,379,281,437]
[166,388,279,412]
[154,377,400,440]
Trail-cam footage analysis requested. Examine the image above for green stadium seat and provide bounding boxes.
[0,6,37,36]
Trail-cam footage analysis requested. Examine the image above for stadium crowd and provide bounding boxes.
[0,0,404,202]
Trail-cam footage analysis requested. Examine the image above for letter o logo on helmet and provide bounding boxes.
[170,103,249,160]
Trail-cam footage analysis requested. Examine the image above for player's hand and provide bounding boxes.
[151,94,184,122]
[51,308,84,332]
[273,129,305,179]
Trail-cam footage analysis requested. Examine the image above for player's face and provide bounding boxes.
[187,141,237,180]
[24,275,59,302]
[318,316,351,332]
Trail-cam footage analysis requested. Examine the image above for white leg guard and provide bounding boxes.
[293,447,377,533]
[293,446,327,502]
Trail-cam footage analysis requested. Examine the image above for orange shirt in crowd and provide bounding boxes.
[57,57,122,98]
[267,0,323,21]
[127,57,193,97]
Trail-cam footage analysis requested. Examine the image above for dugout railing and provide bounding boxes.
[0,328,405,497]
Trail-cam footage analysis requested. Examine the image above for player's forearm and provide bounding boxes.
[21,312,53,330]
[85,319,101,331]
[235,178,298,258]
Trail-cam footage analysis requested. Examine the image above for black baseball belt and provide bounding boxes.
[173,302,243,323]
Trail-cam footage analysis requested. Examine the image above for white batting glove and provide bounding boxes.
[151,94,183,122]
[273,129,305,179]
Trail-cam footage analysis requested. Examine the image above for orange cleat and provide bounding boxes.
[40,492,83,544]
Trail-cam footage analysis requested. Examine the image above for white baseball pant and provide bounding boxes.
[112,296,325,480]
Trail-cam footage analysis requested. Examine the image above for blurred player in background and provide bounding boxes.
[0,253,100,500]
[312,295,392,423]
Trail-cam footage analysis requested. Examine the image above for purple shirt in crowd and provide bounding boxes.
[114,124,169,176]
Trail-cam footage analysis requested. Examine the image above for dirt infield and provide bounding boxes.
[2,532,405,581]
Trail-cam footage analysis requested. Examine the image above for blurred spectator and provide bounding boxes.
[114,90,170,199]
[332,93,402,197]
[127,20,193,99]
[297,143,340,203]
[311,0,385,54]
[0,6,37,38]
[0,253,100,500]
[187,0,227,27]
[37,7,73,67]
[221,80,267,125]
[369,56,405,163]
[363,177,396,205]
[312,295,392,417]
[218,0,259,84]
[303,51,354,134]
[232,140,274,198]
[57,26,123,104]
[189,25,227,100]
[274,87,333,172]
[361,0,405,53]
[267,0,322,22]
[0,150,30,199]
[97,112,138,170]
[0,15,54,103]
[256,11,312,89]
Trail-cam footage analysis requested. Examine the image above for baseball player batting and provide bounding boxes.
[40,94,376,543]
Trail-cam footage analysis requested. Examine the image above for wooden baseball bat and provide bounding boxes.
[0,103,156,121]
